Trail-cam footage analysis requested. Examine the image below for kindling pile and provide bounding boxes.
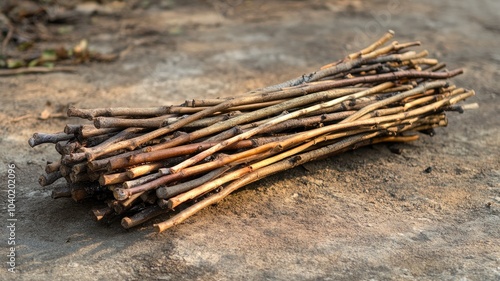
[29,31,477,233]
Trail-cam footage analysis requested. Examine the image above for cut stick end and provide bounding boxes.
[68,107,93,120]
[166,199,179,210]
[98,175,106,186]
[93,118,103,129]
[121,217,133,229]
[113,188,130,201]
[28,137,36,147]
[92,207,112,222]
[51,186,71,199]
[153,223,169,233]
[156,187,168,199]
[38,175,48,186]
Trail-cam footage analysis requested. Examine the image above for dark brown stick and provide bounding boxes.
[29,132,74,147]
[121,205,167,229]
[39,171,63,186]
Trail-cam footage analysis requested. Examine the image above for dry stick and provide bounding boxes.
[402,58,439,66]
[107,139,253,171]
[81,127,144,154]
[296,69,462,97]
[88,60,438,161]
[234,94,384,134]
[70,182,102,202]
[99,171,129,186]
[448,91,475,105]
[81,133,120,148]
[54,141,68,155]
[95,113,240,129]
[403,89,461,111]
[69,172,95,184]
[122,205,167,229]
[98,128,145,147]
[156,166,230,199]
[94,114,174,129]
[127,162,167,178]
[205,126,244,142]
[356,107,405,121]
[92,207,114,222]
[89,149,145,171]
[168,100,286,114]
[59,164,72,177]
[348,30,396,60]
[361,41,422,60]
[257,111,357,135]
[184,98,230,107]
[399,88,441,104]
[113,192,144,214]
[154,131,382,232]
[28,132,74,147]
[62,152,87,165]
[374,135,420,143]
[71,162,87,175]
[161,107,208,114]
[341,81,448,123]
[380,84,415,93]
[45,160,61,173]
[422,63,447,76]
[155,139,291,179]
[58,141,81,155]
[64,124,81,135]
[112,138,286,199]
[39,171,63,186]
[68,106,172,120]
[123,173,162,189]
[51,185,72,199]
[79,125,120,138]
[224,99,286,111]
[69,129,145,165]
[445,103,479,113]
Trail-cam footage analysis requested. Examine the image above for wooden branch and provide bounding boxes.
[29,132,74,147]
[156,166,230,199]
[39,171,63,186]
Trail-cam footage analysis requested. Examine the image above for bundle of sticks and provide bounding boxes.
[29,31,477,233]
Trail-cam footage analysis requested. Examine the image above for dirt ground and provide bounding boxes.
[1,0,499,280]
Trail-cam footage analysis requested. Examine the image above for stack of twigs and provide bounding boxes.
[29,31,477,233]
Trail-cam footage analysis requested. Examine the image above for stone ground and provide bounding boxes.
[0,0,499,280]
